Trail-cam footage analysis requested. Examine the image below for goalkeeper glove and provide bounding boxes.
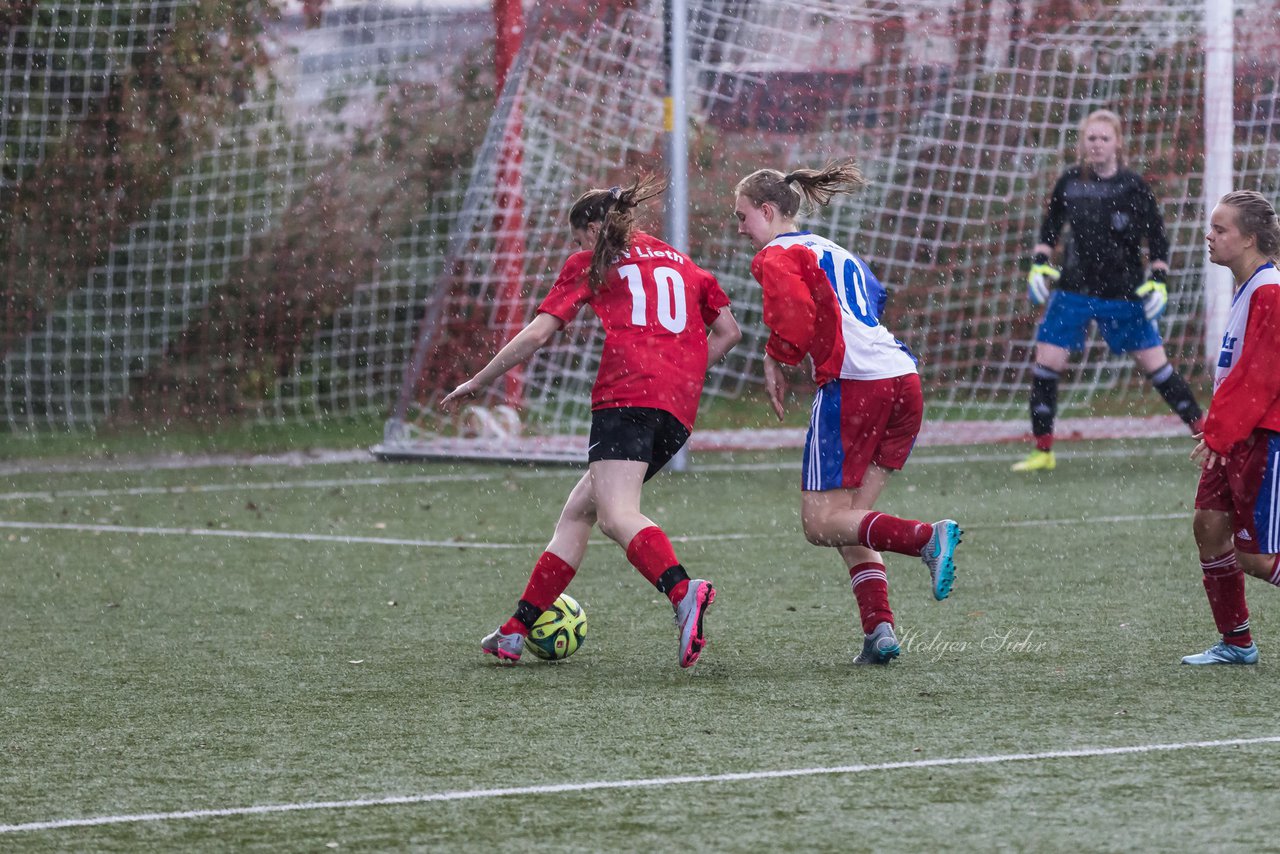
[1136,269,1168,321]
[1027,253,1059,305]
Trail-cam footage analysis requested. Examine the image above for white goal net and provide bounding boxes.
[2,1,1278,451]
[381,0,1280,458]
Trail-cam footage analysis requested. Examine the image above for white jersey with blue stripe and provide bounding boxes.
[1215,262,1280,390]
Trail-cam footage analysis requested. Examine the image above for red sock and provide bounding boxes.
[857,512,932,557]
[1035,434,1054,452]
[849,562,893,634]
[500,551,576,636]
[499,618,528,636]
[1202,551,1251,647]
[626,526,685,606]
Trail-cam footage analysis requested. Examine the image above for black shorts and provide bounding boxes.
[588,407,691,481]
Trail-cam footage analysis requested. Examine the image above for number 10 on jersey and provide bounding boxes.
[619,264,687,333]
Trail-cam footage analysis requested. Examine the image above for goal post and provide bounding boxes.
[663,0,691,472]
[379,1,542,453]
[491,0,529,412]
[1202,0,1235,369]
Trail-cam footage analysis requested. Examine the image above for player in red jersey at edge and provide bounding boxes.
[441,175,741,668]
[1182,191,1280,665]
[732,158,962,666]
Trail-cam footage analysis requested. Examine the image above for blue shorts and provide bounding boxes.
[1036,290,1162,353]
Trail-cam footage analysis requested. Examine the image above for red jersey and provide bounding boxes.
[537,231,731,429]
[1203,262,1280,454]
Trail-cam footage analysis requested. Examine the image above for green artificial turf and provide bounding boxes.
[3,439,1279,851]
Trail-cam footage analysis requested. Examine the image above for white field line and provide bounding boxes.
[0,445,1189,503]
[0,512,1186,550]
[3,735,1278,835]
[0,520,524,550]
[0,472,512,502]
[0,449,374,476]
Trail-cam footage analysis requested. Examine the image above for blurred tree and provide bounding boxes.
[0,0,276,359]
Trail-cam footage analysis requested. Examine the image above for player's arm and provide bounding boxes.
[1202,286,1280,453]
[1036,173,1069,250]
[763,353,788,421]
[1130,179,1172,318]
[439,312,563,410]
[696,271,740,366]
[705,306,741,366]
[1027,176,1067,303]
[1138,178,1171,268]
[752,247,816,365]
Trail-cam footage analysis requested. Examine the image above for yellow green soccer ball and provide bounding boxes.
[526,594,587,661]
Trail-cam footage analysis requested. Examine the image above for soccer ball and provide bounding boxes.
[526,593,587,661]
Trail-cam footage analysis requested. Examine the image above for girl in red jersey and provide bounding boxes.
[732,159,961,666]
[441,176,741,668]
[1182,190,1280,665]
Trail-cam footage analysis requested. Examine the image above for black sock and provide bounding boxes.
[513,599,542,631]
[655,565,690,595]
[1030,364,1059,439]
[1148,363,1203,426]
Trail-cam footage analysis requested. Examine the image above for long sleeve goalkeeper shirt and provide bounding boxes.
[1038,166,1168,300]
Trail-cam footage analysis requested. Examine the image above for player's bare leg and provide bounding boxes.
[799,466,892,548]
[1193,505,1280,581]
[1237,552,1280,583]
[587,459,652,548]
[800,466,960,602]
[1193,508,1234,562]
[483,473,596,663]
[590,459,714,667]
[545,471,598,568]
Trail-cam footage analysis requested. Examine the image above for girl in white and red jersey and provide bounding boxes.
[733,159,962,666]
[1182,190,1280,666]
[441,176,741,669]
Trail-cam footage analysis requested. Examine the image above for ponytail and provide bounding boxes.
[735,157,866,218]
[569,174,667,289]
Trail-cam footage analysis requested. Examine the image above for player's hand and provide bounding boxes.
[1191,438,1222,470]
[1027,253,1059,306]
[439,379,480,412]
[1136,269,1168,321]
[763,355,787,422]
